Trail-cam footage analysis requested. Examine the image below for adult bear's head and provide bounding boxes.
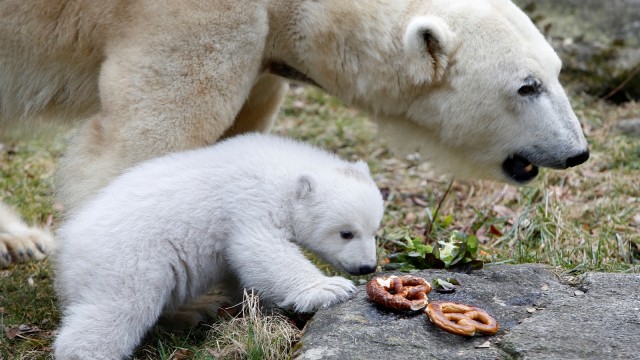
[283,0,588,184]
[390,0,589,183]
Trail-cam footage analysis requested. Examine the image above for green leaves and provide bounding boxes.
[432,277,461,293]
[384,231,483,273]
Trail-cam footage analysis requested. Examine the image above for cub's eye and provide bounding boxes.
[340,231,354,240]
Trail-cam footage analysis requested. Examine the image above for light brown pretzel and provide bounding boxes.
[425,301,499,336]
[366,275,432,311]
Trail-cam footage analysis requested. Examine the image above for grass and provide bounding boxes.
[206,291,300,359]
[1,85,639,358]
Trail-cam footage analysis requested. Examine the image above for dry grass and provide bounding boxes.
[205,291,301,360]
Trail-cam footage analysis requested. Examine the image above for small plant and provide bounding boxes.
[432,277,461,293]
[384,231,484,273]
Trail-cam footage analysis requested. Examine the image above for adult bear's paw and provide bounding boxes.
[0,227,54,267]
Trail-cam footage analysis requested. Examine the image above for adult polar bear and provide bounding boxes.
[0,0,588,265]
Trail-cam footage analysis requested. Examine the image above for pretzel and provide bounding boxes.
[366,275,432,311]
[425,301,498,336]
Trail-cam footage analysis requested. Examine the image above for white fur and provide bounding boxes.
[53,133,384,359]
[0,0,588,266]
[402,16,456,85]
[0,202,54,266]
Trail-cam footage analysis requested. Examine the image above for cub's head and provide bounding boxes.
[291,161,383,276]
[385,0,589,183]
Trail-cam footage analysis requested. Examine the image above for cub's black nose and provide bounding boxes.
[565,150,590,168]
[358,264,376,275]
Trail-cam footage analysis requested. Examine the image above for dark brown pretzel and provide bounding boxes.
[366,275,432,311]
[425,301,498,336]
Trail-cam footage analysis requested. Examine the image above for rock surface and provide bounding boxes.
[293,264,640,360]
[513,0,640,101]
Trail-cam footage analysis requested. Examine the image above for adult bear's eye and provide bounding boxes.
[518,84,537,96]
[340,231,354,240]
[518,77,542,96]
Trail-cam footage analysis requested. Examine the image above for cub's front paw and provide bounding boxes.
[282,276,357,313]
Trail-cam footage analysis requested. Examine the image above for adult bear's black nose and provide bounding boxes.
[565,150,590,168]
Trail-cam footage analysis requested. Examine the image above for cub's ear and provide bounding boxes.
[403,16,456,85]
[295,174,316,199]
[353,160,370,174]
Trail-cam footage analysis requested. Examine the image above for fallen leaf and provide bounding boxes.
[489,225,503,236]
[475,227,490,243]
[6,327,20,340]
[411,196,429,207]
[403,212,417,225]
[492,204,516,218]
[171,348,191,360]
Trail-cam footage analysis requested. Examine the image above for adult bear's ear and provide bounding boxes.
[403,16,456,85]
[296,174,316,199]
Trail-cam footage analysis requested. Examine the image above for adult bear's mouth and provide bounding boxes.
[502,154,539,183]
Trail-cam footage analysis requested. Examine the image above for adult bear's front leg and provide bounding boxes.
[222,74,289,139]
[56,3,270,212]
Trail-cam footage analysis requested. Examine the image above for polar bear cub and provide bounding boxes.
[53,133,383,359]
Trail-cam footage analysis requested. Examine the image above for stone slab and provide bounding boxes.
[294,264,640,359]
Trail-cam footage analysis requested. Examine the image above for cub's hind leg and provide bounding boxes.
[54,297,165,360]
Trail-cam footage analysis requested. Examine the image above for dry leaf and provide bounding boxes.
[171,348,191,360]
[6,327,20,340]
[492,204,516,218]
[489,224,503,236]
[404,212,417,225]
[475,226,490,243]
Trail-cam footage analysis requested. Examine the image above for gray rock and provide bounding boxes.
[294,264,640,360]
[500,271,640,359]
[513,0,640,101]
